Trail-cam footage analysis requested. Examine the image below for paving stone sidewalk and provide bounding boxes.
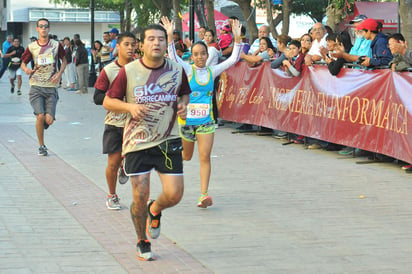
[1,74,412,273]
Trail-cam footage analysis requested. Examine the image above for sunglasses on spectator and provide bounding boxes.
[38,24,49,29]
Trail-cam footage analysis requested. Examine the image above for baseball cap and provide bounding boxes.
[221,24,231,32]
[349,14,368,24]
[109,28,119,34]
[356,18,378,31]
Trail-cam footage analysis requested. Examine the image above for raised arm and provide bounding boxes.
[161,16,192,74]
[211,19,243,77]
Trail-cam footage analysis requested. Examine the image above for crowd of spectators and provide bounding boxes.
[185,14,412,172]
[2,14,411,171]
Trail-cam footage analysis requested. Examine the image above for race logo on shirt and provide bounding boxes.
[133,70,179,104]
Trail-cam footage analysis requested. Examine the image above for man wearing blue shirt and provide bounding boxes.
[0,35,13,78]
[348,15,372,58]
[109,28,119,60]
[333,18,392,68]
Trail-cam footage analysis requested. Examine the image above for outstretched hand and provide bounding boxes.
[160,16,174,43]
[231,19,242,43]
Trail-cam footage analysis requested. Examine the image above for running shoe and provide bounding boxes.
[401,164,412,170]
[339,147,354,155]
[307,143,322,149]
[118,166,128,185]
[146,200,161,239]
[38,145,48,156]
[197,194,213,208]
[273,131,288,139]
[106,194,121,210]
[136,240,155,261]
[17,90,21,95]
[292,135,305,144]
[10,87,14,94]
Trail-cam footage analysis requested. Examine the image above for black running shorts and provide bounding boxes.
[102,124,123,154]
[124,139,183,176]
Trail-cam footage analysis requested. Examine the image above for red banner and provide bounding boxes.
[217,62,412,163]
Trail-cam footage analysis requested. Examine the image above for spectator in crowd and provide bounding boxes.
[73,33,80,42]
[300,33,312,55]
[332,15,372,156]
[270,34,291,69]
[388,33,412,71]
[389,35,412,65]
[333,19,392,68]
[348,15,372,59]
[305,22,328,66]
[174,41,191,61]
[204,29,221,66]
[92,40,103,71]
[101,31,112,68]
[4,38,25,95]
[62,37,76,91]
[322,31,352,76]
[204,29,223,126]
[0,35,13,78]
[109,28,119,59]
[241,37,276,66]
[219,15,239,58]
[325,25,334,37]
[282,39,304,77]
[173,29,187,53]
[198,26,206,42]
[218,24,233,59]
[74,39,89,94]
[249,25,277,54]
[240,26,250,54]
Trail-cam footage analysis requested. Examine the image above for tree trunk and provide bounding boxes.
[152,0,172,17]
[206,0,216,35]
[195,0,208,29]
[173,0,183,35]
[325,3,344,32]
[281,0,290,35]
[230,0,258,42]
[400,0,412,47]
[119,9,125,33]
[266,0,277,38]
[125,0,132,32]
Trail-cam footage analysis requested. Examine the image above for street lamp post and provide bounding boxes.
[189,0,195,42]
[88,0,97,87]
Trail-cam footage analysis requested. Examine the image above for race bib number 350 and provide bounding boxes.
[187,103,210,119]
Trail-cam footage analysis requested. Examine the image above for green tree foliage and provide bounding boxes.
[50,0,171,31]
[290,0,328,23]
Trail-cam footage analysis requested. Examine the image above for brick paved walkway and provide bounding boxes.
[2,74,412,273]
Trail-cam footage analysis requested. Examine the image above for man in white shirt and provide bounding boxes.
[248,24,278,54]
[305,22,328,66]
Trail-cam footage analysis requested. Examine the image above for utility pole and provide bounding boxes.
[88,0,97,87]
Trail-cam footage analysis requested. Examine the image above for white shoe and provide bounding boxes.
[75,90,82,94]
